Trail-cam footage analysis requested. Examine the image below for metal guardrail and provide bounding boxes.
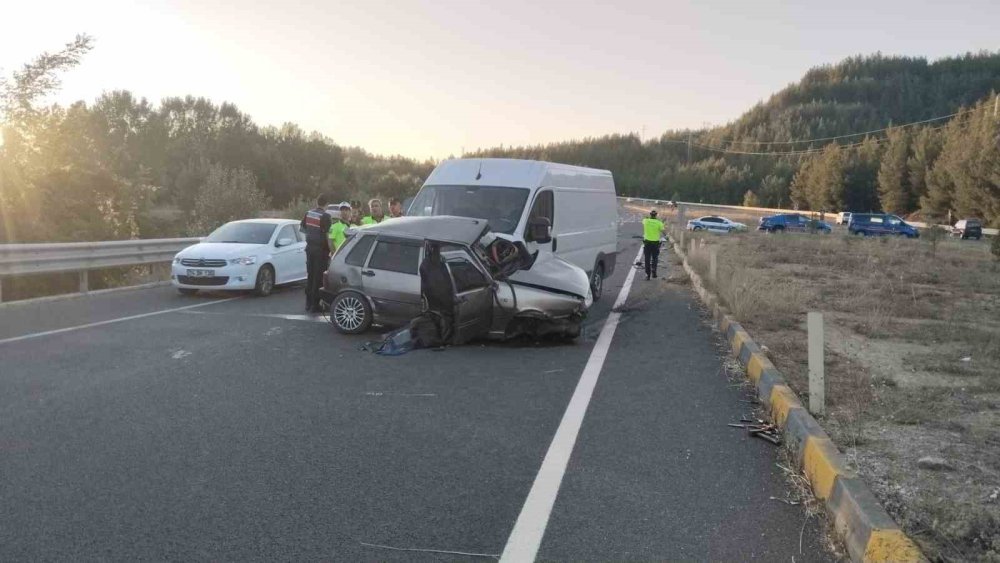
[0,238,200,303]
[617,196,999,236]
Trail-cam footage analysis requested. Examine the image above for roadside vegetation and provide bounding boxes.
[672,213,1000,561]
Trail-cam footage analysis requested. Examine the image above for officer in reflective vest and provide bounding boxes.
[361,199,386,225]
[328,202,352,253]
[300,193,333,313]
[641,209,666,281]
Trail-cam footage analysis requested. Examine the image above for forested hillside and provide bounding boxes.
[471,52,1000,225]
[0,36,434,243]
[2,40,999,244]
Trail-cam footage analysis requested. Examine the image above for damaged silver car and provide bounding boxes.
[319,216,593,341]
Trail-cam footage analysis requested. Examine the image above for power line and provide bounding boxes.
[708,106,979,148]
[662,121,959,157]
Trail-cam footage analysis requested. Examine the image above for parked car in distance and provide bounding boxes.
[951,218,983,240]
[320,216,592,341]
[171,219,307,296]
[836,212,852,225]
[686,215,747,233]
[757,213,832,234]
[848,213,919,238]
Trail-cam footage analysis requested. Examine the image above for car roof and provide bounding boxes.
[228,218,296,226]
[350,215,490,245]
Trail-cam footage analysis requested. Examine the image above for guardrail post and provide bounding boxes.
[79,270,89,294]
[808,312,825,416]
[709,248,717,282]
[0,277,3,303]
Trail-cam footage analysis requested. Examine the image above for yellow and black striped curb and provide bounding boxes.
[652,220,924,562]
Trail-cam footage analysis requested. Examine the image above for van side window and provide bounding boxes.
[528,190,554,228]
[346,235,376,266]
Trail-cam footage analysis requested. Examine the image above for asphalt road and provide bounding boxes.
[0,216,833,561]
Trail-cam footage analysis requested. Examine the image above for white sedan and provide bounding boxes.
[171,219,308,296]
[686,215,747,233]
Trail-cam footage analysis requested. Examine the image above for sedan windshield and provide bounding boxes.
[408,185,530,234]
[204,222,276,244]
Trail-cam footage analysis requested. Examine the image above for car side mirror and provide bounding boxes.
[526,217,552,244]
[276,237,294,247]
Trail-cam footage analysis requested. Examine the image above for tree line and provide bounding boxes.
[3,40,999,245]
[471,52,1000,225]
[0,36,434,243]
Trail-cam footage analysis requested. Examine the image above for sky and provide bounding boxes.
[2,0,998,159]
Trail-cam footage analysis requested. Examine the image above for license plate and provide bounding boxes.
[186,269,215,277]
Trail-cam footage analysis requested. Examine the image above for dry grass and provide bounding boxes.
[669,220,1000,561]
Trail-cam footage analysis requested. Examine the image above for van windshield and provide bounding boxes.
[408,185,530,234]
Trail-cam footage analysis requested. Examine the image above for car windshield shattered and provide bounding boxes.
[407,185,530,234]
[204,222,276,244]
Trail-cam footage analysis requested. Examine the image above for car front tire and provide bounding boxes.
[331,292,373,334]
[253,265,275,297]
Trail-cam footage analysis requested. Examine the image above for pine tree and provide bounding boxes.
[878,128,912,213]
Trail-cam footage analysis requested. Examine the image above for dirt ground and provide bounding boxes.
[650,208,1000,562]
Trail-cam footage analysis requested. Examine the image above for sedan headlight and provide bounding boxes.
[173,256,181,264]
[229,256,257,266]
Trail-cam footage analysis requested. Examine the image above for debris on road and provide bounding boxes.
[770,496,801,506]
[729,418,783,446]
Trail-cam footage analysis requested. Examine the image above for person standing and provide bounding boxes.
[641,209,666,281]
[328,202,352,253]
[361,199,386,225]
[388,198,404,218]
[300,194,333,313]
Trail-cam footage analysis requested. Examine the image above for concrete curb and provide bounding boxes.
[659,223,924,562]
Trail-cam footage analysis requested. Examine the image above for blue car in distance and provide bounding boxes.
[848,213,919,238]
[757,213,832,233]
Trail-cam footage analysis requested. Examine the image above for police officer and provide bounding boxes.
[300,193,333,313]
[642,209,667,280]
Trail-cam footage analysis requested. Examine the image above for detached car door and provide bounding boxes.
[444,248,494,344]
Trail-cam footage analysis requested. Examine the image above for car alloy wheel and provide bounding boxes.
[332,293,372,334]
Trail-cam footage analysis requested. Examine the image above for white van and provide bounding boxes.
[408,158,619,300]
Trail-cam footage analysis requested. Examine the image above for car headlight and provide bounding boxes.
[173,256,181,264]
[229,256,257,266]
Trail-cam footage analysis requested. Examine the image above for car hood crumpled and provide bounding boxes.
[508,254,593,305]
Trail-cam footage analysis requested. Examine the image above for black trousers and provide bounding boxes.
[643,240,661,278]
[305,249,330,310]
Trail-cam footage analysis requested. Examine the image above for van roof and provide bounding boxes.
[424,158,614,192]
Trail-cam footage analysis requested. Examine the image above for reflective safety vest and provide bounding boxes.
[328,221,348,251]
[642,218,665,242]
[361,215,384,225]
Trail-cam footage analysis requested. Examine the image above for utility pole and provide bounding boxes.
[994,93,998,119]
[686,131,692,163]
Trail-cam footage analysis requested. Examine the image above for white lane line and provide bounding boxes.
[0,297,241,346]
[500,243,645,562]
[179,311,329,323]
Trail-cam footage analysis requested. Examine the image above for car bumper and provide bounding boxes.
[170,263,259,290]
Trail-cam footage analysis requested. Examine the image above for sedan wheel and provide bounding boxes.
[253,265,275,297]
[331,292,372,334]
